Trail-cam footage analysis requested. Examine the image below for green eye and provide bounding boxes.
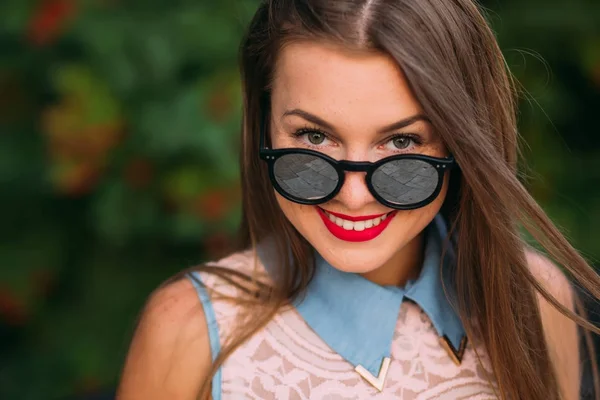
[392,136,412,149]
[308,131,326,145]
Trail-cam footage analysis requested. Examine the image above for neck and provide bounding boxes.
[360,232,425,287]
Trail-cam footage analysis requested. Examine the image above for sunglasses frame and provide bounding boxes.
[258,115,456,210]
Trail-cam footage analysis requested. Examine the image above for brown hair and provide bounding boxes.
[190,0,600,398]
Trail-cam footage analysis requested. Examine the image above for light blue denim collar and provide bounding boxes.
[256,214,466,377]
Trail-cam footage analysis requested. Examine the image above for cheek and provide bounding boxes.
[275,191,317,228]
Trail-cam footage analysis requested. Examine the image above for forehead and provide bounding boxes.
[271,41,423,124]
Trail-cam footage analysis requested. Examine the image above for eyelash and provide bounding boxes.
[291,126,423,151]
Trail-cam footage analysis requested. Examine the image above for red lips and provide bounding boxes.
[316,207,396,242]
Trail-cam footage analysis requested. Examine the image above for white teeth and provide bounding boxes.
[324,211,389,231]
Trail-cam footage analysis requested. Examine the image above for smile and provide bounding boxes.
[316,208,397,242]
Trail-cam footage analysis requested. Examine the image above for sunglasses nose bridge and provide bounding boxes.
[335,160,373,197]
[332,170,378,211]
[337,160,372,173]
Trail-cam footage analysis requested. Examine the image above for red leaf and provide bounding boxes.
[193,190,230,221]
[0,287,28,326]
[55,162,102,197]
[124,158,154,189]
[27,0,77,47]
[203,232,233,260]
[31,268,57,297]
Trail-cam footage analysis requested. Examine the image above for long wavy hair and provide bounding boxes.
[183,1,600,398]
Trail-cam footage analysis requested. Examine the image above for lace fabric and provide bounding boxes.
[193,250,498,399]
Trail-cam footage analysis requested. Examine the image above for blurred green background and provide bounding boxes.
[0,0,598,399]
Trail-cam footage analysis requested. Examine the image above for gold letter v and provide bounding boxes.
[355,357,391,392]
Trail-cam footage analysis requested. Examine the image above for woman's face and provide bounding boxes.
[269,41,449,278]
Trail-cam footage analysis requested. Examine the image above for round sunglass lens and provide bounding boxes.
[273,153,339,201]
[372,159,439,205]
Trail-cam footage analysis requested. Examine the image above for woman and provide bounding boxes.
[117,0,600,399]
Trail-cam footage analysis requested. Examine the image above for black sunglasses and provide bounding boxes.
[259,119,455,210]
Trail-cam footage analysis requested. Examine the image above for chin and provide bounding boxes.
[320,250,392,274]
[315,225,411,270]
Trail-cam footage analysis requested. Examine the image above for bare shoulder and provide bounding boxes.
[526,250,574,304]
[117,276,211,400]
[525,249,580,400]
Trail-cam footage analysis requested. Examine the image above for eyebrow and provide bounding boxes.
[281,108,431,134]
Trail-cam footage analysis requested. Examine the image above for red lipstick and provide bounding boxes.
[316,207,396,242]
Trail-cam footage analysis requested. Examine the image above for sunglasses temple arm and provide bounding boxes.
[259,118,267,150]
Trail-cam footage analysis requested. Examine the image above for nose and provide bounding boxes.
[333,170,377,211]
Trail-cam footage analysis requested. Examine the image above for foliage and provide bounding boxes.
[0,0,598,399]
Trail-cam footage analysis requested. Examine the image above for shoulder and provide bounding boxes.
[117,249,264,400]
[117,277,211,400]
[526,250,574,305]
[525,249,580,400]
